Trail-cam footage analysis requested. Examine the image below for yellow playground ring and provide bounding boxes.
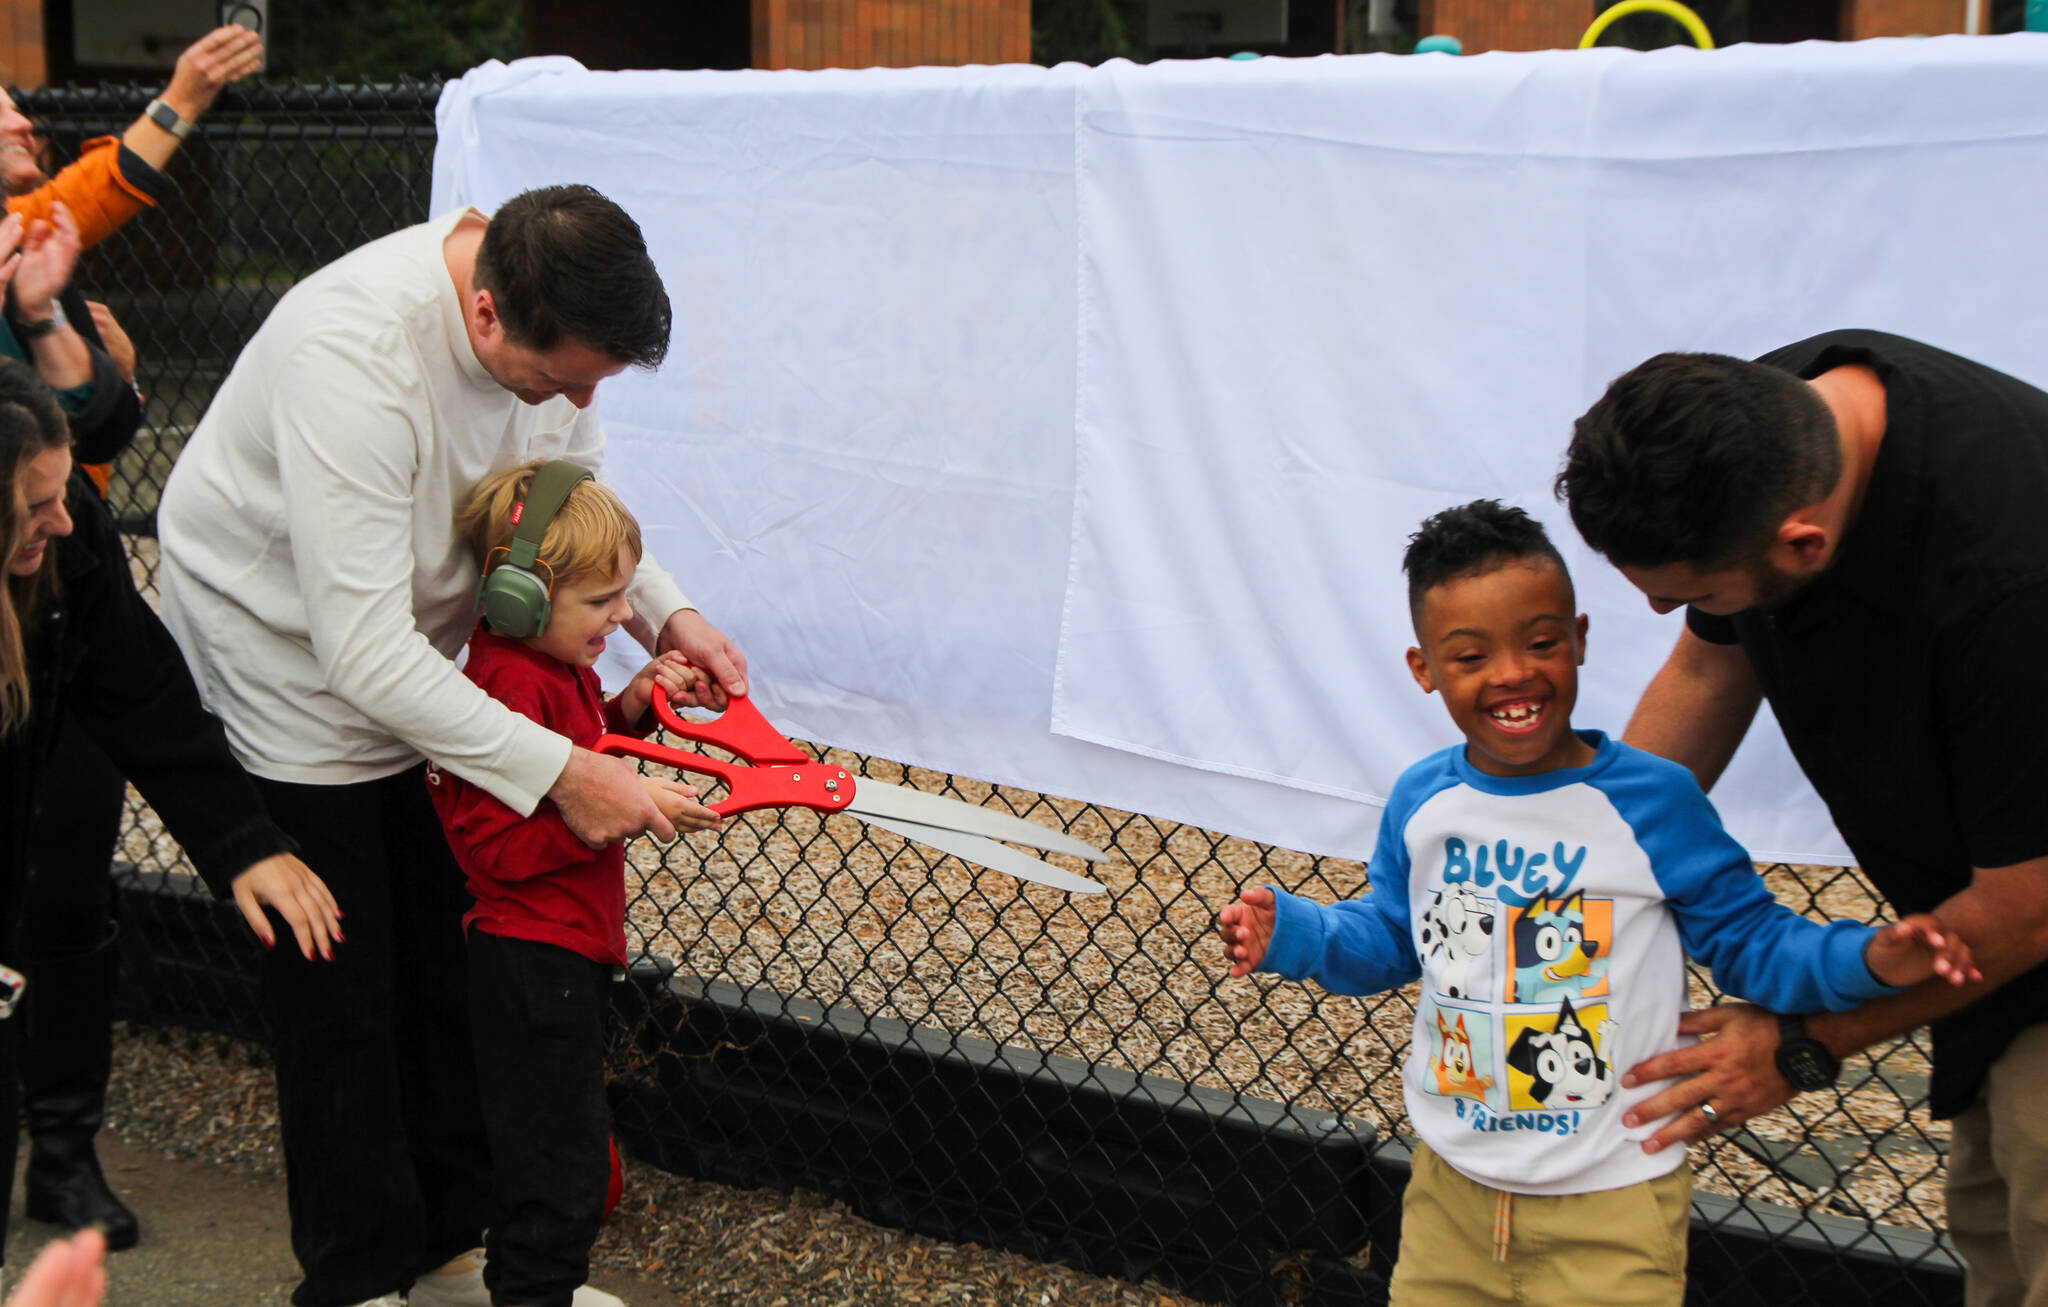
[1579,0,1715,49]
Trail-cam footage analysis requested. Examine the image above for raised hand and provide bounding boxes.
[1216,886,1278,978]
[163,24,265,121]
[10,202,80,318]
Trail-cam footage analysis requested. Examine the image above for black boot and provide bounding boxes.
[21,929,140,1250]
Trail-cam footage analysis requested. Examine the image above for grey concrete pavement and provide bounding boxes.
[6,1134,675,1306]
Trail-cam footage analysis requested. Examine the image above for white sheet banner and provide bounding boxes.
[434,37,2048,866]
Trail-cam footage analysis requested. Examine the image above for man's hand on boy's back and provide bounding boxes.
[1865,913,1982,989]
[1217,887,1278,978]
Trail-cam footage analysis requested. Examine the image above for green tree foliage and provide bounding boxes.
[1034,0,1148,65]
[266,0,525,81]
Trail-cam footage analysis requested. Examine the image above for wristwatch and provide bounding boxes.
[1775,1014,1842,1092]
[13,301,64,342]
[143,98,193,140]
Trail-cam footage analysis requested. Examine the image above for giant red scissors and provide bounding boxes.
[596,690,1108,894]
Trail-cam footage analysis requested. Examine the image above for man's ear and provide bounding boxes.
[1406,646,1436,694]
[1771,517,1832,577]
[470,288,501,341]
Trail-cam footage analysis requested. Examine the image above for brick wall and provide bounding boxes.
[1420,0,1592,52]
[0,0,45,88]
[754,0,1031,69]
[1842,0,1966,37]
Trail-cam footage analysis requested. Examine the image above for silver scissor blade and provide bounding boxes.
[844,781,1109,863]
[862,814,1107,895]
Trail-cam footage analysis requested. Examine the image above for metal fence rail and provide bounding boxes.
[20,79,1962,1306]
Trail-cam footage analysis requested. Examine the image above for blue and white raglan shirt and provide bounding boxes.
[1261,731,1901,1197]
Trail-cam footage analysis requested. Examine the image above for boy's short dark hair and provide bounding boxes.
[473,184,672,369]
[1555,352,1840,570]
[1403,500,1571,631]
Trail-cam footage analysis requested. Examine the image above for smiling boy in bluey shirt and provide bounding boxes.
[1214,499,1977,1307]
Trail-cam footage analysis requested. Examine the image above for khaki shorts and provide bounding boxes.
[1948,1021,2048,1307]
[1389,1142,1693,1307]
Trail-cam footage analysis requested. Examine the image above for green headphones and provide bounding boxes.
[474,459,594,638]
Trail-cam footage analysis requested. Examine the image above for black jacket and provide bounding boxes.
[0,477,294,950]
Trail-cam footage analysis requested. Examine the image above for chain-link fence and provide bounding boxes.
[22,80,1963,1307]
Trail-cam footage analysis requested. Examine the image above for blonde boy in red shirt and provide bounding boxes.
[429,460,721,1307]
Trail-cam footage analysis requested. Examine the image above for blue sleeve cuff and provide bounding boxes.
[1260,884,1329,981]
[1824,922,1908,1009]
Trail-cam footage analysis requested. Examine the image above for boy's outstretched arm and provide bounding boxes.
[1217,888,1278,978]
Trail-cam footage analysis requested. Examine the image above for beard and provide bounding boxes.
[1744,560,1809,612]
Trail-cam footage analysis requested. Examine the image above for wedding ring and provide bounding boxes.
[1699,1102,1721,1123]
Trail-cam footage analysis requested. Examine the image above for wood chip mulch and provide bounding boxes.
[103,1026,1211,1307]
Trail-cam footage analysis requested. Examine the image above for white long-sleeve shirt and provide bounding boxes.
[159,207,692,816]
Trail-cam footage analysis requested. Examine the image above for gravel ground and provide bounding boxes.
[103,1027,1210,1306]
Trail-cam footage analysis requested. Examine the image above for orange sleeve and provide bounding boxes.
[6,137,159,250]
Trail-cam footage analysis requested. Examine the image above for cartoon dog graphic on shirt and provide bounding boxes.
[1511,890,1609,1005]
[1506,995,1617,1110]
[1416,886,1495,999]
[1431,1009,1495,1103]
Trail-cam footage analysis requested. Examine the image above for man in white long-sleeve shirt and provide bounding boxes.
[157,185,746,1307]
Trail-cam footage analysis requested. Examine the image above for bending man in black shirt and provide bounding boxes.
[1557,329,2048,1307]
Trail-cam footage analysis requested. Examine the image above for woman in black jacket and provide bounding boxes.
[0,355,341,1273]
[4,201,151,1249]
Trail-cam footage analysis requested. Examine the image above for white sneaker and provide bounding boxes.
[406,1249,489,1307]
[349,1296,406,1307]
[487,1285,627,1306]
[407,1248,625,1307]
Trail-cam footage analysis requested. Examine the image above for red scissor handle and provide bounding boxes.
[651,689,808,765]
[594,692,857,818]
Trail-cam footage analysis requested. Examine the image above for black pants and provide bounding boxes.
[25,714,123,953]
[253,767,491,1307]
[467,930,613,1307]
[0,716,128,1263]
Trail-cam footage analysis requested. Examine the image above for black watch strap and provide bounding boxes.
[1775,1013,1842,1092]
[12,314,60,342]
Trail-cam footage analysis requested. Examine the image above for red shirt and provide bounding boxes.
[427,626,639,966]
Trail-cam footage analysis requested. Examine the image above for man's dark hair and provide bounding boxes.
[1403,500,1572,630]
[1555,352,1841,569]
[473,184,671,368]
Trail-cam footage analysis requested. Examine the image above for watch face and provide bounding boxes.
[1778,1040,1837,1090]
